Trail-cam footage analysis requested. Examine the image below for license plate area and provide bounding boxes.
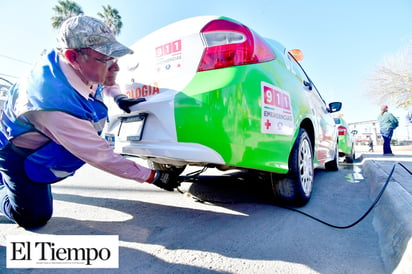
[118,113,147,141]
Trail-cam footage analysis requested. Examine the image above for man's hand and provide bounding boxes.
[151,171,180,191]
[114,94,146,113]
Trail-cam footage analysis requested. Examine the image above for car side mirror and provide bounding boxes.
[303,80,312,91]
[328,102,342,113]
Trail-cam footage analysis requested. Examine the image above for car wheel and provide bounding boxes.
[345,145,355,163]
[271,128,314,206]
[148,161,186,176]
[325,142,339,171]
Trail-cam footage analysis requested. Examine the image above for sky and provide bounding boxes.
[0,0,411,127]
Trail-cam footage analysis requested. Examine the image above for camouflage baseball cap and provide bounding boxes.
[57,15,133,58]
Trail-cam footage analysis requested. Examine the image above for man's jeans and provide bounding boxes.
[380,128,394,154]
[0,144,53,228]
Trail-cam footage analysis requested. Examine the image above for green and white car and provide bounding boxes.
[108,16,342,206]
[334,117,355,163]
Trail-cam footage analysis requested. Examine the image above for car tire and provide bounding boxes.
[148,161,186,176]
[271,128,313,206]
[345,145,355,163]
[325,142,339,171]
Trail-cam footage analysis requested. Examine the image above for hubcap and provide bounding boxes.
[299,138,313,195]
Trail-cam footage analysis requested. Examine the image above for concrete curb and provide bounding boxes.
[363,159,412,273]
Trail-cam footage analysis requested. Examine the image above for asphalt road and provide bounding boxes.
[1,158,387,273]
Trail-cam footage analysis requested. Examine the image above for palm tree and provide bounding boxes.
[97,5,123,36]
[51,0,83,30]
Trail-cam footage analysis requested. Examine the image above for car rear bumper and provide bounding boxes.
[121,141,225,166]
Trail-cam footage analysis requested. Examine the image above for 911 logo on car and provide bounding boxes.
[261,82,294,135]
[156,40,182,57]
[156,40,182,72]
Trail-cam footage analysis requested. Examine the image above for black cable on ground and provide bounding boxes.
[281,162,410,229]
[398,162,412,175]
[279,164,396,229]
[176,162,411,229]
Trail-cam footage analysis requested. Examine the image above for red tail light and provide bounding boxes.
[338,125,348,135]
[197,19,276,72]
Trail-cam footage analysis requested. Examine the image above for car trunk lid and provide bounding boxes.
[117,16,220,99]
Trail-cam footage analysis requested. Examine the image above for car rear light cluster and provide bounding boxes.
[197,19,276,72]
[338,125,348,135]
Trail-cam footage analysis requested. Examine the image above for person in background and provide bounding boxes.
[378,105,399,155]
[368,136,374,152]
[0,15,179,229]
[406,107,412,125]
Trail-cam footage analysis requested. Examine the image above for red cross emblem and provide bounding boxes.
[265,119,272,130]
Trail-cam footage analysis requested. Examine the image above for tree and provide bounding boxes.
[366,41,412,109]
[97,5,123,36]
[51,0,83,30]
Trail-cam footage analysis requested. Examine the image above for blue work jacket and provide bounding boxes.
[0,50,108,183]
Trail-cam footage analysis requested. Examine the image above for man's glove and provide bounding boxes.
[114,94,146,113]
[151,170,180,191]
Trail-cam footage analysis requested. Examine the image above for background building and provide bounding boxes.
[349,117,412,146]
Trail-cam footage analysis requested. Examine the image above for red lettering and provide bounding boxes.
[163,43,171,55]
[281,94,291,110]
[142,86,148,97]
[125,82,161,98]
[152,82,159,95]
[156,40,182,57]
[263,86,273,105]
[156,46,163,57]
[273,89,281,107]
[263,85,291,110]
[171,40,181,53]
